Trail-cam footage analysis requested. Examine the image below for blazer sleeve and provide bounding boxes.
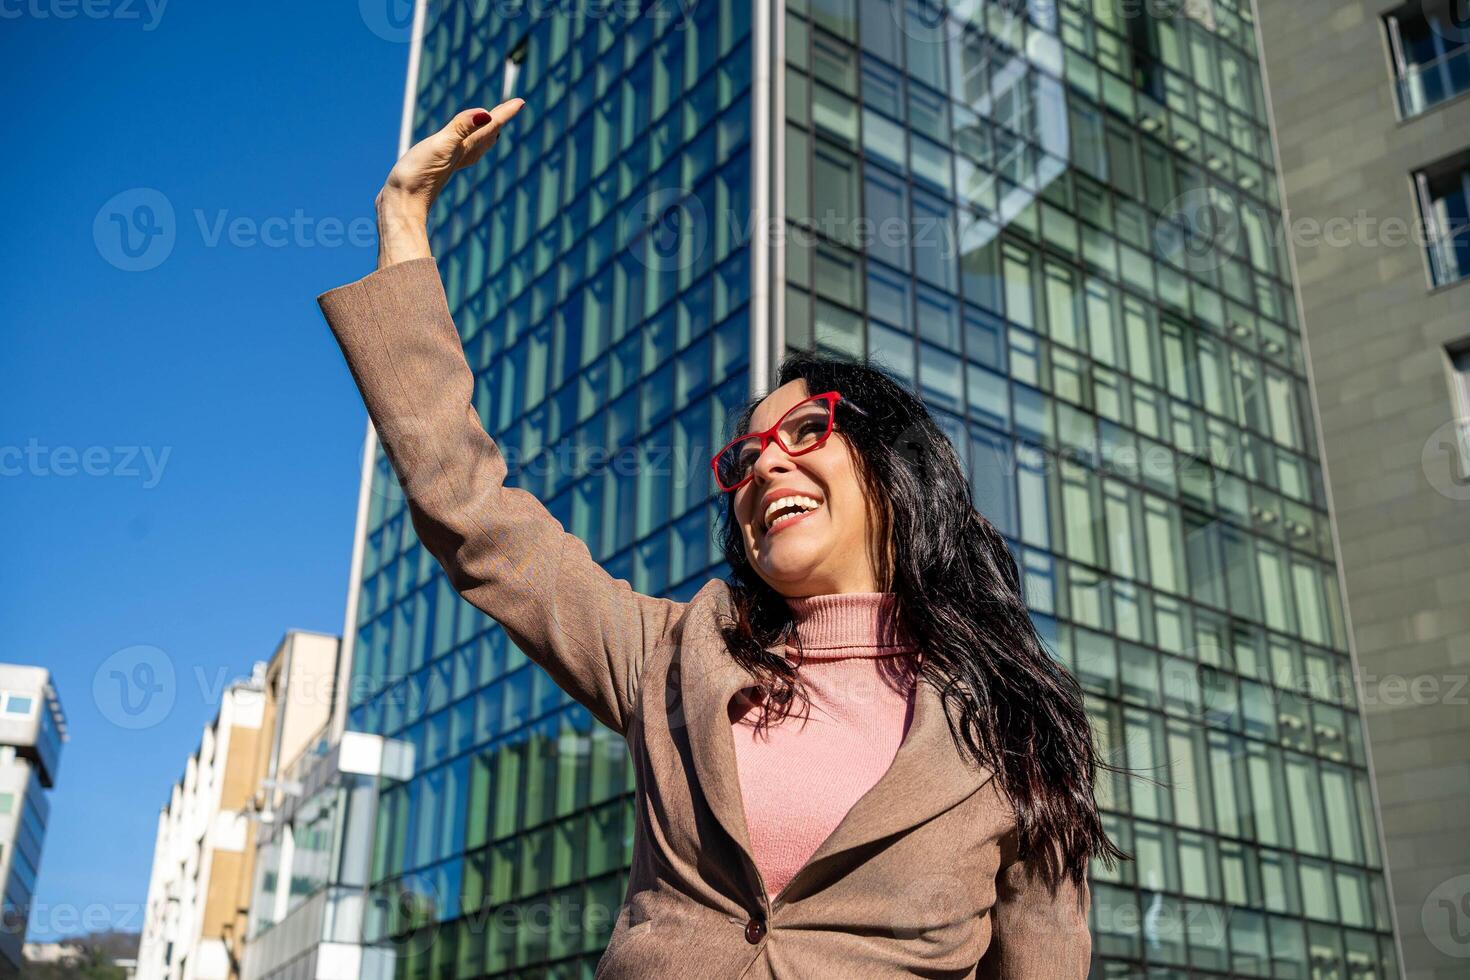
[317,256,686,738]
[976,830,1092,979]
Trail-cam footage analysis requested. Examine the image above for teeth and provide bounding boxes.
[764,494,821,530]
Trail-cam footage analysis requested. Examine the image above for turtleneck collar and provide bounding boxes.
[783,591,917,657]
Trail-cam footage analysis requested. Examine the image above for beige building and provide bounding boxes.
[1254,2,1470,978]
[135,631,339,980]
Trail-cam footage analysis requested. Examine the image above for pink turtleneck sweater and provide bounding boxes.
[727,592,922,901]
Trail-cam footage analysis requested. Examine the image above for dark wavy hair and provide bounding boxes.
[715,349,1127,890]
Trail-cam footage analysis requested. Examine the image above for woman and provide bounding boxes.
[319,100,1123,978]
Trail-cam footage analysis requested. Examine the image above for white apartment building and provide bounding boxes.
[135,631,339,980]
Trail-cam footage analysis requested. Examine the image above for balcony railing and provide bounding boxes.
[1427,221,1470,287]
[241,885,368,980]
[1395,45,1470,117]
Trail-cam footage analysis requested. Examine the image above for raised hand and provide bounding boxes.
[374,99,525,269]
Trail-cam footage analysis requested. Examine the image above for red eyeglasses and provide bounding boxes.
[710,390,867,493]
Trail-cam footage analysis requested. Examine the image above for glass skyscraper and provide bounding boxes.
[342,1,1401,976]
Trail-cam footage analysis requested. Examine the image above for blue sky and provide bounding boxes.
[0,1,413,940]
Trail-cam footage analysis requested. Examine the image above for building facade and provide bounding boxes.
[136,631,339,980]
[241,730,413,980]
[136,671,267,980]
[338,0,1403,975]
[0,664,67,978]
[1251,2,1470,978]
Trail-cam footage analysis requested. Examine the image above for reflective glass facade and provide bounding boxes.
[347,2,753,976]
[346,0,1399,977]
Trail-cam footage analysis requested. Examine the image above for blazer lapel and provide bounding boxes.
[788,668,995,888]
[680,588,997,907]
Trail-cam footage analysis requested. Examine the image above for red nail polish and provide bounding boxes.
[472,110,492,126]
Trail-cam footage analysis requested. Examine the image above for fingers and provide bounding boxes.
[458,98,525,167]
[444,105,492,142]
[384,100,525,206]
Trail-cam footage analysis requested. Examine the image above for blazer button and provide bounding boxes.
[744,917,766,944]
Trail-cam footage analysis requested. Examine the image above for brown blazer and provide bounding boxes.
[318,256,1092,978]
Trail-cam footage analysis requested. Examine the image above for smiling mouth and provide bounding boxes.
[767,507,818,536]
[763,495,823,534]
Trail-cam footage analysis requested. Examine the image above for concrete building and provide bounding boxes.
[135,631,339,980]
[0,664,67,978]
[327,0,1411,975]
[240,731,413,980]
[1253,3,1470,978]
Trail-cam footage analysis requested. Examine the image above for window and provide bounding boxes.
[1413,152,1470,286]
[1448,342,1470,481]
[1384,1,1470,117]
[503,37,528,102]
[2,695,32,716]
[1128,4,1171,103]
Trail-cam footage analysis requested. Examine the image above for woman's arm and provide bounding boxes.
[976,831,1092,979]
[319,103,685,737]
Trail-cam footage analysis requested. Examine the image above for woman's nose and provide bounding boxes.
[752,439,796,482]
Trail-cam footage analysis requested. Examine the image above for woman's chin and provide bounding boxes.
[758,545,825,584]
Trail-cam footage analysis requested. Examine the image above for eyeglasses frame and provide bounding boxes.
[709,390,867,493]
